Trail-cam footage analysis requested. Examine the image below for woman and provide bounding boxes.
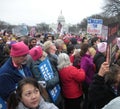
[57,53,85,109]
[79,43,95,109]
[93,42,107,73]
[7,77,58,109]
[31,43,63,109]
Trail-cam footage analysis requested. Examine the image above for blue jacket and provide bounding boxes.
[0,57,33,101]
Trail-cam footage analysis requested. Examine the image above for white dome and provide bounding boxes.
[57,11,65,23]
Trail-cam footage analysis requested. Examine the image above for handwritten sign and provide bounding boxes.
[87,18,103,34]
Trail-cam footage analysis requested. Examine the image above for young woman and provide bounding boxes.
[7,77,58,109]
[79,43,95,109]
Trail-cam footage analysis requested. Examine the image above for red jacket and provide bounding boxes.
[59,66,85,98]
[69,54,74,63]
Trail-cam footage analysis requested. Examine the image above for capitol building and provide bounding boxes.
[49,11,71,33]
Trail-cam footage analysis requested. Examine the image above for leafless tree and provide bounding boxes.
[103,0,120,16]
[36,23,50,33]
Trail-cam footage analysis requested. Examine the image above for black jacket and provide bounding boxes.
[94,52,106,73]
[88,74,118,109]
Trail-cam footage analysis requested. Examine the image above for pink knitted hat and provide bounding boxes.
[10,41,29,57]
[29,46,43,61]
[97,42,107,53]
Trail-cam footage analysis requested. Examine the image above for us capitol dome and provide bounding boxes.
[57,10,65,26]
[49,10,71,33]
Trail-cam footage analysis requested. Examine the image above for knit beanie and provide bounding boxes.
[97,42,107,53]
[29,46,43,61]
[10,41,29,57]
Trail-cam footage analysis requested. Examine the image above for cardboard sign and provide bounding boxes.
[87,18,103,34]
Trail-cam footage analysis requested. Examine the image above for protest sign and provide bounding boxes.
[12,24,28,37]
[38,58,60,102]
[87,18,103,35]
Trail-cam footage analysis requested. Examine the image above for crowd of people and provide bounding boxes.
[0,31,120,109]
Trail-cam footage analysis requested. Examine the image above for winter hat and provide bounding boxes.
[97,42,107,53]
[10,41,29,57]
[29,46,43,61]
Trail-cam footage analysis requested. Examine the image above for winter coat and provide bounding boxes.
[88,74,118,109]
[59,65,85,98]
[102,96,120,109]
[80,54,95,85]
[93,52,106,73]
[17,96,58,109]
[0,57,33,101]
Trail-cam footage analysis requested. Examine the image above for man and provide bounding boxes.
[0,41,33,101]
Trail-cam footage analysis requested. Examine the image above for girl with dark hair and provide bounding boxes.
[7,77,58,109]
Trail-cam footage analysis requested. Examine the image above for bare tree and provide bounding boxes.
[36,23,50,33]
[103,0,120,16]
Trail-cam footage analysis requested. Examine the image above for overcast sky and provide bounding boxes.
[0,0,104,26]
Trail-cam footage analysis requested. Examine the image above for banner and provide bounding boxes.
[107,22,119,44]
[30,27,36,37]
[106,22,119,64]
[38,58,60,102]
[57,22,62,33]
[12,24,28,37]
[87,18,103,35]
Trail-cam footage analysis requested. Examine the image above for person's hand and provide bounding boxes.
[98,62,109,77]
